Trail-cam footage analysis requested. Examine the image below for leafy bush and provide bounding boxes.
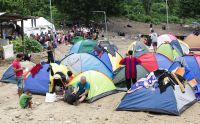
[12,36,43,54]
[169,16,180,23]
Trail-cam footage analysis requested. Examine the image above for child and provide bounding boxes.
[19,91,32,109]
[67,71,74,82]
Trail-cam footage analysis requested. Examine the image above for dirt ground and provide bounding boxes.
[0,21,200,124]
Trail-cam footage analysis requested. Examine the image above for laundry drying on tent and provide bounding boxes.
[61,53,113,78]
[137,53,173,72]
[116,69,197,115]
[168,61,200,100]
[0,61,35,84]
[24,63,69,94]
[127,41,149,57]
[68,70,117,103]
[69,39,97,54]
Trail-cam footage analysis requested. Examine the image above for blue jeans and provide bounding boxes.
[16,76,23,89]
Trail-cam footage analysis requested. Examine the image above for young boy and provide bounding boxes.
[19,91,32,109]
[67,71,74,82]
[12,54,25,97]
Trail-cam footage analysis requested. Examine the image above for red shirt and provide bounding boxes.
[69,75,74,82]
[12,59,23,77]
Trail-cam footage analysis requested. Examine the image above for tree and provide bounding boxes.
[141,0,153,15]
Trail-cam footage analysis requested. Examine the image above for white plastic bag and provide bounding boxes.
[45,93,57,103]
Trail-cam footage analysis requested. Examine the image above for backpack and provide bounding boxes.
[64,86,79,105]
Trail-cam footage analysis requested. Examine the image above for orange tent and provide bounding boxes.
[184,34,200,48]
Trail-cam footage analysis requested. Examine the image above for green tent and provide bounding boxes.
[69,39,97,54]
[157,43,182,60]
[69,70,116,102]
[71,36,84,44]
[113,65,149,88]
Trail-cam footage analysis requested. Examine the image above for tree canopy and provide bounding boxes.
[0,0,199,25]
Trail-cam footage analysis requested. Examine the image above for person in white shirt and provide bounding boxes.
[150,30,158,52]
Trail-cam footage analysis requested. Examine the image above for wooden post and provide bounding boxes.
[21,20,25,53]
[0,23,2,39]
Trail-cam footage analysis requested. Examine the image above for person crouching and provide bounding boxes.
[72,76,90,105]
[19,90,32,109]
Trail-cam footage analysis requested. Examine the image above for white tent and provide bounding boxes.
[17,17,55,36]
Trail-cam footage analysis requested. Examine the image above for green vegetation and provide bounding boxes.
[0,0,199,24]
[12,37,43,54]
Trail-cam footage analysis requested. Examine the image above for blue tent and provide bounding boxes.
[61,53,113,78]
[92,51,113,72]
[117,83,196,115]
[0,65,16,83]
[0,62,35,84]
[169,62,196,81]
[176,55,200,82]
[24,64,50,94]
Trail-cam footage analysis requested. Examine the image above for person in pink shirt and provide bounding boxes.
[12,54,25,97]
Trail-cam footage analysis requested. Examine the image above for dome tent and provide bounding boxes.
[157,34,177,47]
[137,53,173,72]
[69,39,97,54]
[113,65,149,88]
[116,70,196,115]
[98,40,118,56]
[61,53,113,78]
[127,41,149,57]
[24,63,69,94]
[69,70,117,103]
[184,34,200,49]
[156,43,183,60]
[71,36,84,44]
[0,61,35,84]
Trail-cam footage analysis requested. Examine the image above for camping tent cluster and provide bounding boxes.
[0,33,200,115]
[116,34,200,115]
